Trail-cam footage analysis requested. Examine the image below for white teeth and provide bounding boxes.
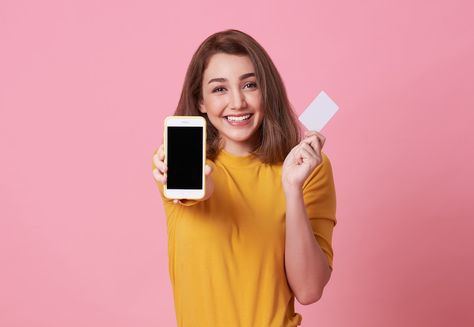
[226,114,251,122]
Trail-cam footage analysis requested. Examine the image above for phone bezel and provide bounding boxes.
[163,116,206,200]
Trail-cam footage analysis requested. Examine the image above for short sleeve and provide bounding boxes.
[302,151,337,270]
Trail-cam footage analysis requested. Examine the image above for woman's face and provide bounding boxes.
[199,53,264,156]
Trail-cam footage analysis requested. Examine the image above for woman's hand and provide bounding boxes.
[152,144,214,203]
[282,131,326,193]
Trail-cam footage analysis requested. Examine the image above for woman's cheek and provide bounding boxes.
[216,96,228,108]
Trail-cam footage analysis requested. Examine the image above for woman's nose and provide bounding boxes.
[229,89,246,110]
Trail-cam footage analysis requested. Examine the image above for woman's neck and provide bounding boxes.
[222,141,254,157]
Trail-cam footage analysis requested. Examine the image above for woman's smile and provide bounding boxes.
[224,113,254,126]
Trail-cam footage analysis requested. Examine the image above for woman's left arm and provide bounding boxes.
[282,131,333,305]
[284,186,332,305]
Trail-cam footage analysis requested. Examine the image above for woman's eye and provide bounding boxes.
[212,83,256,93]
[212,87,225,93]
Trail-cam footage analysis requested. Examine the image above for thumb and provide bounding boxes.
[205,164,214,176]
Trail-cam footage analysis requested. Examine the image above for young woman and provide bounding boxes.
[152,29,337,327]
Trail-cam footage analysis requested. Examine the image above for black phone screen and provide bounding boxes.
[166,126,203,189]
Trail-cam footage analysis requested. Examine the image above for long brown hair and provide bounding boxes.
[174,29,301,164]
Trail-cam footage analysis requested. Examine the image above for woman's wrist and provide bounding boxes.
[283,183,303,198]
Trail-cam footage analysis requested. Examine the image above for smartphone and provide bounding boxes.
[163,116,206,200]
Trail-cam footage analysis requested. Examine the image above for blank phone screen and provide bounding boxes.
[167,126,203,189]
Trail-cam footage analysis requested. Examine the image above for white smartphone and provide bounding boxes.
[163,116,206,200]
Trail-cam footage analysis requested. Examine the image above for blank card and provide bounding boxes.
[298,91,339,132]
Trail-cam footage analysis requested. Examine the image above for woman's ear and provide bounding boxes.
[199,100,207,114]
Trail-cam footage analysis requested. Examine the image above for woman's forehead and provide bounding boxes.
[203,53,255,80]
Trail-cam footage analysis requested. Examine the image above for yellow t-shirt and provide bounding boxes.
[152,149,337,327]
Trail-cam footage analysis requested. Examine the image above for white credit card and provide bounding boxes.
[298,91,339,132]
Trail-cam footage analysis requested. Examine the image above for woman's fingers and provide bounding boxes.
[302,131,325,151]
[154,157,167,174]
[299,146,316,163]
[300,142,318,158]
[304,130,324,139]
[205,164,213,176]
[152,145,167,184]
[304,133,324,147]
[296,143,318,164]
[153,145,168,173]
[304,130,325,144]
[152,168,166,184]
[290,141,322,168]
[157,144,165,160]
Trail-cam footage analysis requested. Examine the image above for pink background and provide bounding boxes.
[1,0,473,326]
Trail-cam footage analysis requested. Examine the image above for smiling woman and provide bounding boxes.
[152,29,337,327]
[198,53,264,156]
[174,29,301,163]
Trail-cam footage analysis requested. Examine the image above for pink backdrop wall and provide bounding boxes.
[1,0,473,326]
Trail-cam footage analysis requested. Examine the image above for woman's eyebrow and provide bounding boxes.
[208,72,255,84]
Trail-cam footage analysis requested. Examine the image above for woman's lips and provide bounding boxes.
[224,113,253,126]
